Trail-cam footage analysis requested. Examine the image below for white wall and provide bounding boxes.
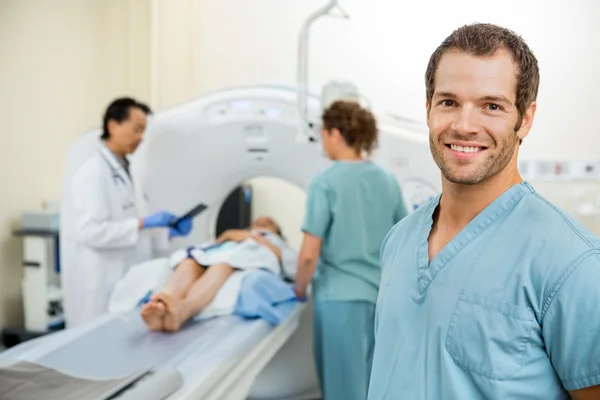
[151,0,197,108]
[0,0,151,328]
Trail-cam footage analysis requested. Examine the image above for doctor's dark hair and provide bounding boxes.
[425,23,540,143]
[101,97,152,140]
[321,100,378,155]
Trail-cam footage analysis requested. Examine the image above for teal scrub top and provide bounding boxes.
[368,182,600,399]
[302,160,408,304]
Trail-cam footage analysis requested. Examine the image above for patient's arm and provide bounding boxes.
[216,229,283,262]
[251,233,282,262]
[215,229,251,243]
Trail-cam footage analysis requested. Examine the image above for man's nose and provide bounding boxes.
[451,104,481,136]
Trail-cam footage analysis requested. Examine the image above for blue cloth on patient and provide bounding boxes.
[233,270,297,325]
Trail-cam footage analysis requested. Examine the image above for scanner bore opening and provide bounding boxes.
[214,176,307,251]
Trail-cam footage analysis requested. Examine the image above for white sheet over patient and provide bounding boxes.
[169,235,281,275]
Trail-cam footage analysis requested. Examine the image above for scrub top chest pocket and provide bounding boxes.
[445,288,536,381]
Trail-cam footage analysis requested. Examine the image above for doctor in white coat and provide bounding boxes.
[62,97,192,328]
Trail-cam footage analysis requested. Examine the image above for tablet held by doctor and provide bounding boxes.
[62,97,193,329]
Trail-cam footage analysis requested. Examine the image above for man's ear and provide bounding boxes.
[107,119,121,135]
[516,101,537,142]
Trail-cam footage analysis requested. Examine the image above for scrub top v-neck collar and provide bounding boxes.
[415,181,533,295]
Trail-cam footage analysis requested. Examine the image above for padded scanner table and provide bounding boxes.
[0,301,303,400]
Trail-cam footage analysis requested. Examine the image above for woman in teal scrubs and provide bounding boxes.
[295,100,408,400]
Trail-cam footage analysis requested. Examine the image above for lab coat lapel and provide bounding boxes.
[99,146,134,192]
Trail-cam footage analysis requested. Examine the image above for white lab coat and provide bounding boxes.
[62,145,170,328]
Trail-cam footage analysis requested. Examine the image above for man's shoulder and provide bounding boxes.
[72,154,106,184]
[520,190,600,251]
[511,190,600,292]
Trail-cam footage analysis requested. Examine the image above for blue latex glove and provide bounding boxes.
[296,294,308,303]
[143,210,176,229]
[169,217,192,237]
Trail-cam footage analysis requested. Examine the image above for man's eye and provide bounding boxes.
[441,100,454,107]
[487,103,501,111]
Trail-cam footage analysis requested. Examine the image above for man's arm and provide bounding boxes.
[294,232,321,299]
[570,385,600,400]
[542,252,600,396]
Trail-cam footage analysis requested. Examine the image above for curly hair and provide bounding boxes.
[321,100,378,155]
[425,23,540,134]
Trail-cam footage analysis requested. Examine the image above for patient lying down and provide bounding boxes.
[141,216,289,332]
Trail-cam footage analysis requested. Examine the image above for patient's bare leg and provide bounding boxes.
[141,258,205,331]
[156,263,235,332]
[161,258,206,299]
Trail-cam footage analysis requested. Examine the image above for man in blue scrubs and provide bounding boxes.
[368,23,600,400]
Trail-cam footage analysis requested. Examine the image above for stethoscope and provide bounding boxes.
[99,149,136,210]
[99,149,130,187]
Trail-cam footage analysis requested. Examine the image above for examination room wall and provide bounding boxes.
[0,0,152,328]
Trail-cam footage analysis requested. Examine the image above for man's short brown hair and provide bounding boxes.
[425,23,540,133]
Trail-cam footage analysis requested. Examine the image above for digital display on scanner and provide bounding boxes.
[231,100,251,110]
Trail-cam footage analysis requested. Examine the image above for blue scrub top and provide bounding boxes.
[302,160,407,304]
[369,182,600,399]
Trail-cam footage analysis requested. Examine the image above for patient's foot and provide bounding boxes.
[141,299,166,331]
[155,293,190,333]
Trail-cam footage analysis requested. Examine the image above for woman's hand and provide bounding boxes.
[294,285,308,301]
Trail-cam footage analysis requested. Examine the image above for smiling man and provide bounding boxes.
[367,24,600,399]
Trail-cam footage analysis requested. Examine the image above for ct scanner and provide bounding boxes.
[0,84,441,400]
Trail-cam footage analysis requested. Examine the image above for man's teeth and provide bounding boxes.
[450,144,481,153]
